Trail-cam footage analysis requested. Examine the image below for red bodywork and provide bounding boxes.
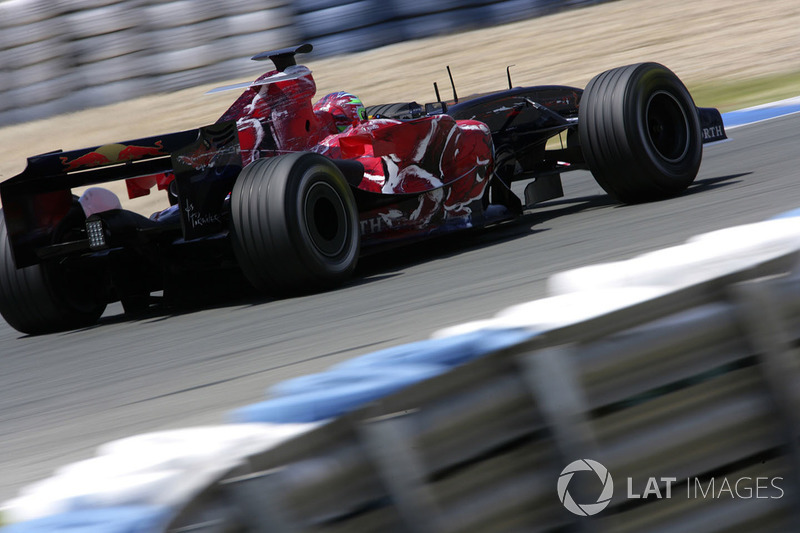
[216,66,494,246]
[3,59,498,270]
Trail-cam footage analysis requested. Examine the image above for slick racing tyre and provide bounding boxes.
[0,210,106,334]
[365,102,423,120]
[579,62,702,203]
[230,152,360,295]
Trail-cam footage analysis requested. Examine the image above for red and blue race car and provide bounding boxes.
[0,43,726,334]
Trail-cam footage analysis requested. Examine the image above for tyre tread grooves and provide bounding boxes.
[579,62,701,203]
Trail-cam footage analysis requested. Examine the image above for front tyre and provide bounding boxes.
[0,210,106,334]
[230,152,360,295]
[579,62,702,203]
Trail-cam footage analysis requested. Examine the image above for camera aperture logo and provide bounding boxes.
[558,459,784,517]
[557,459,614,516]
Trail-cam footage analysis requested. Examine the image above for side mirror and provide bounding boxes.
[425,101,448,115]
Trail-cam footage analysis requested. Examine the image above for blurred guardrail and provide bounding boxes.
[293,0,607,58]
[176,217,800,532]
[5,206,800,531]
[0,0,295,126]
[0,0,611,127]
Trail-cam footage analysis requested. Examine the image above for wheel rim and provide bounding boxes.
[645,90,690,164]
[303,181,350,258]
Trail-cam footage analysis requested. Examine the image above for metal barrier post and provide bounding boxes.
[732,278,800,525]
[519,344,602,532]
[222,467,299,533]
[359,410,445,533]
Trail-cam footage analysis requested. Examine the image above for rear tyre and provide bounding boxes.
[230,153,360,295]
[579,62,702,203]
[364,102,422,119]
[0,211,106,334]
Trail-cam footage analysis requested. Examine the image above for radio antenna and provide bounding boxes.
[506,65,515,89]
[434,81,441,103]
[446,66,458,104]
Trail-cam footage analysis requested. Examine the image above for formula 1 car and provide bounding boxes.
[0,43,726,334]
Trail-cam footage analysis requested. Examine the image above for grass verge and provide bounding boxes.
[688,71,800,112]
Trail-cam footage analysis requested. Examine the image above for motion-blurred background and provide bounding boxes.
[3,2,800,531]
[0,0,607,127]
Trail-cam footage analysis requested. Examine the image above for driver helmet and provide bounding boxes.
[314,91,367,132]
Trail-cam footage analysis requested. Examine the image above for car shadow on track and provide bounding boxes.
[531,172,747,219]
[354,189,626,279]
[354,222,550,281]
[85,199,618,326]
[687,172,750,193]
[82,174,750,329]
[527,192,619,224]
[92,280,262,327]
[86,224,552,327]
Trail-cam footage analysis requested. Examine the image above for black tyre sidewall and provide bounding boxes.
[231,153,360,295]
[278,156,360,280]
[623,65,702,188]
[0,210,106,334]
[580,63,702,203]
[365,102,416,119]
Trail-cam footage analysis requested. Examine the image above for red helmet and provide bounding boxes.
[314,91,366,133]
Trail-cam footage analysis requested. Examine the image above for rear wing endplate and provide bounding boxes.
[1,122,242,267]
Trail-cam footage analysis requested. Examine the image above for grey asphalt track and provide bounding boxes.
[1,114,800,503]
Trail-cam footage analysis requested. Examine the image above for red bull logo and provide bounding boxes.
[176,146,217,171]
[60,141,165,172]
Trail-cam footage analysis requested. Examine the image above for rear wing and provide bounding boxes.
[1,121,242,267]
